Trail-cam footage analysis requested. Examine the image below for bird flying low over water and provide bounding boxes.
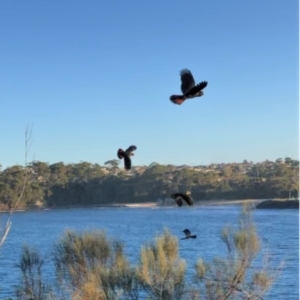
[170,191,193,207]
[181,229,197,240]
[170,69,208,105]
[117,145,137,170]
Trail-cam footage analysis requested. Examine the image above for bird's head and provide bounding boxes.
[185,191,191,195]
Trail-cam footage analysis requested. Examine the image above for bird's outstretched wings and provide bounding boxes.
[170,193,183,207]
[181,193,193,206]
[185,81,208,97]
[180,69,195,94]
[171,192,193,206]
[117,145,137,170]
[125,145,137,155]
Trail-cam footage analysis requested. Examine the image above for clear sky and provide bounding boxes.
[0,0,298,169]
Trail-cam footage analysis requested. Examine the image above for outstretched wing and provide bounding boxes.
[125,145,137,155]
[183,229,191,237]
[185,81,208,97]
[170,95,185,105]
[117,149,125,159]
[181,194,193,206]
[180,69,195,94]
[170,193,193,206]
[170,193,183,207]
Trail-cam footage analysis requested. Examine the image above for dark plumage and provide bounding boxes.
[117,145,137,170]
[170,191,193,207]
[181,229,197,240]
[170,69,208,105]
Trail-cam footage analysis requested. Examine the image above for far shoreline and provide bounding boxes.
[0,198,275,213]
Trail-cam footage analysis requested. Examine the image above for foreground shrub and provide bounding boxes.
[137,229,186,300]
[53,230,137,300]
[15,245,53,300]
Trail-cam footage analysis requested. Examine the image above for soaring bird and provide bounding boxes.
[170,191,193,207]
[170,69,208,105]
[117,145,137,170]
[181,229,197,240]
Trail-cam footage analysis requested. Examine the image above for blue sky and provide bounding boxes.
[0,0,298,169]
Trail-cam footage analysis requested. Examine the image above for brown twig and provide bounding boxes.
[0,124,33,248]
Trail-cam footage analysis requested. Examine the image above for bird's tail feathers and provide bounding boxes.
[170,95,185,105]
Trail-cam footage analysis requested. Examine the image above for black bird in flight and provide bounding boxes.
[170,191,193,207]
[181,229,197,240]
[170,69,208,105]
[117,145,137,170]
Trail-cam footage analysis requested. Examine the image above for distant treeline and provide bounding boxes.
[0,158,298,209]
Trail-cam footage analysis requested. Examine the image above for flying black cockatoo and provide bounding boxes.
[170,69,208,105]
[170,191,193,207]
[181,229,197,240]
[117,145,137,170]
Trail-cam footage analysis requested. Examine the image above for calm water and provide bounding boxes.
[0,205,298,299]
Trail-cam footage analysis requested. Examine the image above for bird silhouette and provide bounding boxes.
[181,229,197,240]
[117,145,137,170]
[170,69,208,105]
[170,191,193,207]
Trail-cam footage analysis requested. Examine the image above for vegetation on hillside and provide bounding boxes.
[13,207,281,300]
[0,158,298,209]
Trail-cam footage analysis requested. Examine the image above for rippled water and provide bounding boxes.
[0,205,298,299]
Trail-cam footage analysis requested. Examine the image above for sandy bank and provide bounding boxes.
[121,199,263,208]
[0,199,274,213]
